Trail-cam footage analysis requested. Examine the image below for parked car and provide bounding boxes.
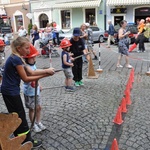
[59,26,105,43]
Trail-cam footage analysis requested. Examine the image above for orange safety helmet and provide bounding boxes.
[60,38,72,48]
[53,22,57,27]
[24,44,39,58]
[0,40,5,46]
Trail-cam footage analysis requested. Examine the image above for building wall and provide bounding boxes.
[5,4,30,33]
[30,0,105,31]
[0,0,30,36]
[106,5,150,29]
[31,1,54,29]
[72,8,83,27]
[97,0,105,30]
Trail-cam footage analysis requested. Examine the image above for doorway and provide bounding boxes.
[114,16,123,32]
[39,13,49,28]
[85,8,95,26]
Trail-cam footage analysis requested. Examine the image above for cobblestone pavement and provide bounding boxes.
[0,43,150,150]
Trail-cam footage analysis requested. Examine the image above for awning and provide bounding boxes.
[53,0,101,9]
[107,0,150,6]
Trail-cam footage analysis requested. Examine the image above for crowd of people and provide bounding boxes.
[106,17,150,69]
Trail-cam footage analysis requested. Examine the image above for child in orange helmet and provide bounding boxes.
[0,40,6,83]
[23,44,46,133]
[60,38,75,92]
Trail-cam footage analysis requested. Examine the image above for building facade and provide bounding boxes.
[0,0,30,34]
[30,0,105,31]
[106,0,150,28]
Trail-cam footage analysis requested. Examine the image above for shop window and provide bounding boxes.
[15,15,23,31]
[85,9,95,26]
[61,10,70,29]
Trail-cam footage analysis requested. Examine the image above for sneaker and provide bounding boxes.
[32,139,42,148]
[137,50,141,53]
[106,46,110,48]
[37,122,46,130]
[117,64,123,68]
[33,124,42,133]
[66,86,75,92]
[74,81,80,87]
[126,64,133,69]
[78,81,84,86]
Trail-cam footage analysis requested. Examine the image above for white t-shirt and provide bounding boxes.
[18,29,27,37]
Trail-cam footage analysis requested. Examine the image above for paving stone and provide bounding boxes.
[1,43,150,149]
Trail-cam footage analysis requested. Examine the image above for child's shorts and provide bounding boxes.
[63,68,73,79]
[24,95,41,109]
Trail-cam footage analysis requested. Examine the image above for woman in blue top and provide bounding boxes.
[31,24,40,45]
[1,36,55,148]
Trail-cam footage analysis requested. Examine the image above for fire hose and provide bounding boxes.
[30,52,91,130]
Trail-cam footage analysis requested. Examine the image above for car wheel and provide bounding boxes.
[99,35,104,43]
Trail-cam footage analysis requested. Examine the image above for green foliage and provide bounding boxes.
[28,23,32,35]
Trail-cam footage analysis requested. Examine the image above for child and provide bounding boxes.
[60,38,75,92]
[1,36,55,148]
[23,44,46,133]
[3,33,10,45]
[0,40,5,83]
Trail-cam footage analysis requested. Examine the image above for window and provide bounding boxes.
[85,9,95,26]
[15,15,23,31]
[90,27,99,31]
[61,10,70,29]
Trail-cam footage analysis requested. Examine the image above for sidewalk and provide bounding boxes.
[0,42,150,150]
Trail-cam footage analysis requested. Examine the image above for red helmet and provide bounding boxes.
[24,44,39,58]
[0,40,5,46]
[53,22,57,27]
[60,39,72,48]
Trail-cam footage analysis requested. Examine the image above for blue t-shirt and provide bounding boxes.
[61,51,71,69]
[23,65,40,96]
[1,54,23,95]
[32,30,39,41]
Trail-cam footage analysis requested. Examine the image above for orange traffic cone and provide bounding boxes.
[124,81,131,95]
[111,138,119,150]
[87,55,99,79]
[121,97,127,113]
[127,77,132,90]
[113,106,123,125]
[125,90,132,105]
[128,43,137,52]
[130,68,134,83]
